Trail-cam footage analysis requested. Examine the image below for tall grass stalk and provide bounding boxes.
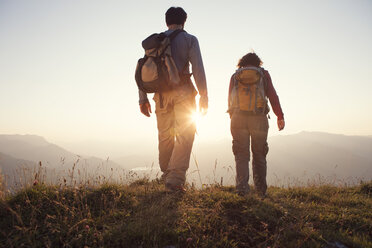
[0,168,4,200]
[191,151,203,186]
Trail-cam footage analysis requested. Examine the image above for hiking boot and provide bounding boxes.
[236,186,250,196]
[236,191,248,197]
[165,183,186,193]
[256,190,267,199]
[159,173,167,183]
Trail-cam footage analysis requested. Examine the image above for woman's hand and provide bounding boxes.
[277,119,285,131]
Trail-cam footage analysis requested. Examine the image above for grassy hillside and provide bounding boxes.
[0,180,371,248]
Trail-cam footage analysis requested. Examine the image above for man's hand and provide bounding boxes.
[277,119,285,131]
[199,95,208,116]
[140,102,152,117]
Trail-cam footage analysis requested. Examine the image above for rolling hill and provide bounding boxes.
[0,134,125,188]
[115,131,372,186]
[1,132,371,188]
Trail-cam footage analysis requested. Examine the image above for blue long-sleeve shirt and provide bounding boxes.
[138,28,207,104]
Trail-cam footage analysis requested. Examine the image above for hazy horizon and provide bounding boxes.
[1,130,372,160]
[1,131,371,189]
[1,129,371,159]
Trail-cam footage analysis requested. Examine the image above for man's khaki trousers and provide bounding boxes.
[154,90,196,186]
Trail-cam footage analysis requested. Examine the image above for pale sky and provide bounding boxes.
[1,0,372,157]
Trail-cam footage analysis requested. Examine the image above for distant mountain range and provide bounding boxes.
[0,152,36,187]
[0,134,125,189]
[179,131,372,186]
[0,134,77,166]
[0,132,371,188]
[268,132,372,183]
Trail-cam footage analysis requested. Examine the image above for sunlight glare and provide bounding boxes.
[191,110,203,127]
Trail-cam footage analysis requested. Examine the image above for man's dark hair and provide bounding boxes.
[165,7,187,26]
[237,53,263,68]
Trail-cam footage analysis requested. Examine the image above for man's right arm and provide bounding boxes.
[189,36,208,114]
[189,36,207,95]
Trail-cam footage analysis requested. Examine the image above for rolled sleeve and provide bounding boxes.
[138,89,149,105]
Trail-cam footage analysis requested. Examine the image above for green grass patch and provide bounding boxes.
[0,180,371,247]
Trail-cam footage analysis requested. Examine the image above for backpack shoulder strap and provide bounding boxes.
[167,29,185,42]
[257,67,267,93]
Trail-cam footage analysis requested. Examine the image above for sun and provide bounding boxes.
[191,110,202,126]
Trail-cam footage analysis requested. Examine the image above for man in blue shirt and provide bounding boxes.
[138,7,208,192]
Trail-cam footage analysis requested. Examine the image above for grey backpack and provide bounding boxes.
[135,30,184,93]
